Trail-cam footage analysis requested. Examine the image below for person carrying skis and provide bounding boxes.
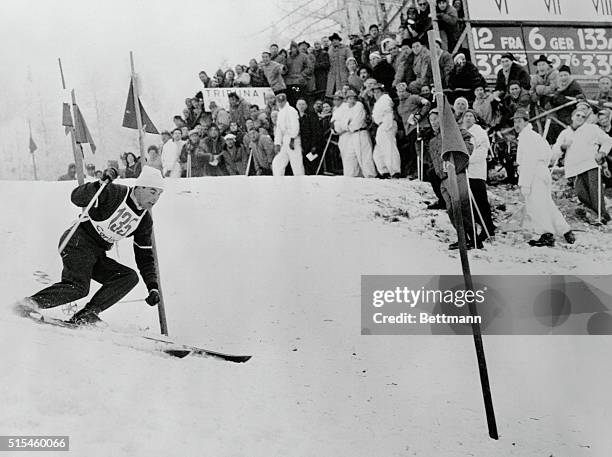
[14,165,165,325]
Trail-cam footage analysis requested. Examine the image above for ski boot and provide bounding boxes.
[528,233,555,247]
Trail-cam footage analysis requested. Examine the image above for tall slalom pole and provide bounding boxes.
[130,51,168,336]
[427,0,498,440]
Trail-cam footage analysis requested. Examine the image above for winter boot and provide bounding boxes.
[564,230,576,244]
[528,233,555,247]
[427,200,446,210]
[378,173,391,179]
[391,173,402,179]
[66,307,103,326]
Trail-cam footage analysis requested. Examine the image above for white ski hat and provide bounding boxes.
[135,165,165,190]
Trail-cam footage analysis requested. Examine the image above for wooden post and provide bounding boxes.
[428,0,498,440]
[461,0,477,60]
[129,52,146,158]
[382,0,411,33]
[58,58,85,185]
[129,51,168,336]
[70,90,86,185]
[28,120,38,181]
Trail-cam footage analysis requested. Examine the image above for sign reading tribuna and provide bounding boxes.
[201,87,274,112]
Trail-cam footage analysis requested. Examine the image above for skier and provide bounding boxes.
[14,165,165,325]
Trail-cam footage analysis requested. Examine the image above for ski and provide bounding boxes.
[22,311,251,363]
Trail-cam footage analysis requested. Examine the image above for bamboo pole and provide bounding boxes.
[58,58,85,185]
[129,51,168,336]
[428,0,498,440]
[28,120,38,180]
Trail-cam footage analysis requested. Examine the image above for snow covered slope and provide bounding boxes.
[1,177,610,456]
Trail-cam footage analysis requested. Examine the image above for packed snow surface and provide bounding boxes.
[1,177,611,456]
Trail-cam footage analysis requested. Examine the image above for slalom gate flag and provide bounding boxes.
[73,103,97,154]
[29,133,37,154]
[122,77,159,134]
[62,102,73,135]
[440,95,470,174]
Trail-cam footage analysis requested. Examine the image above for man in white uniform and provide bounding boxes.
[341,89,377,177]
[514,109,574,247]
[371,82,401,178]
[272,93,305,176]
[553,108,612,225]
[161,128,184,177]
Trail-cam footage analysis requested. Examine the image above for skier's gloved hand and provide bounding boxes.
[101,167,119,183]
[145,289,161,306]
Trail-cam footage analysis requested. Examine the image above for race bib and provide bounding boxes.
[90,200,145,244]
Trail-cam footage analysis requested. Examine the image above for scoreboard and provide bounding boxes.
[471,25,612,79]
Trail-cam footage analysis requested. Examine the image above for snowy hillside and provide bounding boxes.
[1,177,611,456]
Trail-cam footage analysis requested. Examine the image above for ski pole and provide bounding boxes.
[58,180,109,254]
[245,149,253,176]
[315,132,333,175]
[598,165,602,224]
[542,118,551,140]
[416,123,421,181]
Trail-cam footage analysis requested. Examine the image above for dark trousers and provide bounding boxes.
[575,168,610,221]
[469,178,496,236]
[31,227,139,314]
[440,173,475,242]
[426,167,445,206]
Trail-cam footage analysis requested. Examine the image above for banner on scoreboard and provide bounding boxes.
[201,87,274,112]
[471,24,612,79]
[466,0,612,24]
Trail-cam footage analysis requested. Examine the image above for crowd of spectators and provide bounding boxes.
[59,0,612,235]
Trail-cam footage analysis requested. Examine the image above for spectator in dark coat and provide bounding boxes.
[596,76,612,107]
[435,0,459,51]
[414,0,433,44]
[247,128,275,175]
[392,39,416,88]
[201,125,228,176]
[285,41,311,106]
[124,152,142,178]
[313,41,330,98]
[550,65,585,127]
[222,133,250,175]
[326,33,353,98]
[369,51,395,92]
[296,98,323,174]
[447,52,486,104]
[495,53,530,96]
[349,35,365,67]
[248,59,267,86]
[228,92,251,130]
[501,80,532,125]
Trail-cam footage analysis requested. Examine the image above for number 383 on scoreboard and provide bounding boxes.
[472,25,612,78]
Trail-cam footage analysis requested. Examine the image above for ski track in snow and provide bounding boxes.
[1,177,610,457]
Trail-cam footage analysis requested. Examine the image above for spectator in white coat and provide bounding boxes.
[161,128,184,177]
[463,110,495,239]
[272,93,305,176]
[371,82,401,178]
[553,108,612,224]
[514,109,574,246]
